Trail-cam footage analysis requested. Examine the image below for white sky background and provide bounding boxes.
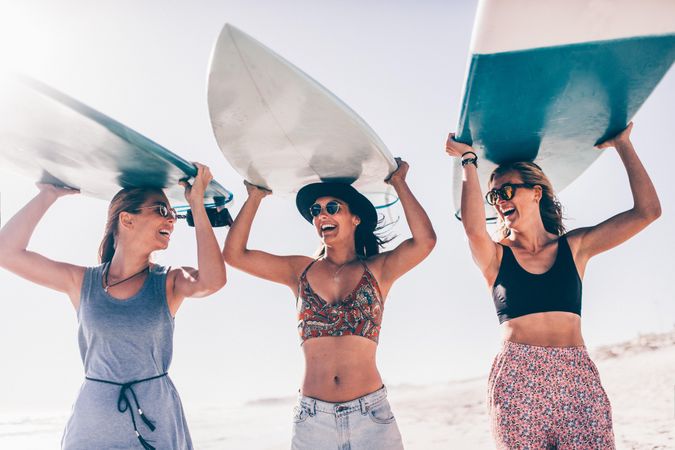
[0,0,673,415]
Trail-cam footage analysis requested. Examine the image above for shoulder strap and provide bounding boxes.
[79,265,98,304]
[300,259,318,279]
[499,243,514,260]
[151,264,170,302]
[556,234,574,263]
[297,259,319,293]
[496,243,518,275]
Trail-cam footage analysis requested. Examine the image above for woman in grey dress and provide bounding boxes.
[0,163,226,449]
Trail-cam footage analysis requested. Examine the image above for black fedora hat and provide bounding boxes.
[296,182,377,231]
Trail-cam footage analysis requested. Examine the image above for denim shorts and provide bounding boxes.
[291,385,404,450]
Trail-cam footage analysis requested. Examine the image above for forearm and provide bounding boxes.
[615,141,661,218]
[460,163,488,235]
[189,203,227,289]
[0,192,56,260]
[222,195,263,263]
[390,179,435,243]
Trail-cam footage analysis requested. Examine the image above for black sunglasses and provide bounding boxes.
[485,183,537,206]
[133,203,233,228]
[134,204,182,220]
[309,200,341,217]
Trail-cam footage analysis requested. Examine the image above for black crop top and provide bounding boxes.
[492,236,582,324]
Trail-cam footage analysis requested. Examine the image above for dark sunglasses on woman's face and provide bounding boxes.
[309,200,341,217]
[132,203,233,228]
[485,183,537,206]
[134,204,181,220]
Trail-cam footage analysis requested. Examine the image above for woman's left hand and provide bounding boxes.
[597,122,633,149]
[181,162,213,205]
[385,157,409,185]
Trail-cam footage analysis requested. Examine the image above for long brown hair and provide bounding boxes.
[98,188,163,264]
[489,162,565,240]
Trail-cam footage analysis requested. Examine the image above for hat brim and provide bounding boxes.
[296,182,377,230]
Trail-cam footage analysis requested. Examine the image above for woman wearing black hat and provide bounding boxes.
[223,158,435,449]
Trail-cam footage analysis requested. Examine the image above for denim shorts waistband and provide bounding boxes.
[298,385,387,415]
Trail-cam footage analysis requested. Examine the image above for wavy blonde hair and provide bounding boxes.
[489,161,565,240]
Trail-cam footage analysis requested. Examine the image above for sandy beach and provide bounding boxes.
[2,331,673,449]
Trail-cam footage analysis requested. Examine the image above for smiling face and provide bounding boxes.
[118,191,176,253]
[311,196,361,248]
[489,171,542,232]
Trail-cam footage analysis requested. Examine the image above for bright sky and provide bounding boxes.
[0,0,673,416]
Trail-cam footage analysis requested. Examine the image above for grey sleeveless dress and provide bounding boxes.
[61,263,193,450]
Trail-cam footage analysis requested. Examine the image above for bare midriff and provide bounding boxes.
[501,311,584,347]
[301,335,382,403]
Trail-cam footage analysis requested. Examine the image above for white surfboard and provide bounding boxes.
[453,0,675,221]
[207,24,398,208]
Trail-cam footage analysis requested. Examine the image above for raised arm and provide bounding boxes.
[222,181,309,292]
[376,158,437,287]
[445,133,499,279]
[0,184,84,308]
[168,164,228,315]
[568,123,661,268]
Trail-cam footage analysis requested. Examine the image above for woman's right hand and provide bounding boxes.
[445,132,475,158]
[36,183,80,200]
[244,180,272,199]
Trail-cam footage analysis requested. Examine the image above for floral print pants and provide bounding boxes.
[488,341,615,449]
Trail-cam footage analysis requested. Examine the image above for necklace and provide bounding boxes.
[325,258,357,281]
[104,264,150,293]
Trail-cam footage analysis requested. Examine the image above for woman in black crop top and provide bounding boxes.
[223,158,436,449]
[446,122,660,450]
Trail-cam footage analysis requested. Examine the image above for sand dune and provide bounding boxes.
[2,331,673,449]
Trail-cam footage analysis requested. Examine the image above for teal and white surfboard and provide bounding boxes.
[453,0,675,221]
[0,75,233,215]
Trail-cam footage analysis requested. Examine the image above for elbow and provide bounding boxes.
[215,269,228,291]
[639,200,662,224]
[215,264,228,290]
[222,245,237,266]
[419,232,437,255]
[428,232,438,249]
[202,274,227,297]
[649,202,662,222]
[223,246,249,270]
[649,206,662,223]
[203,261,228,295]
